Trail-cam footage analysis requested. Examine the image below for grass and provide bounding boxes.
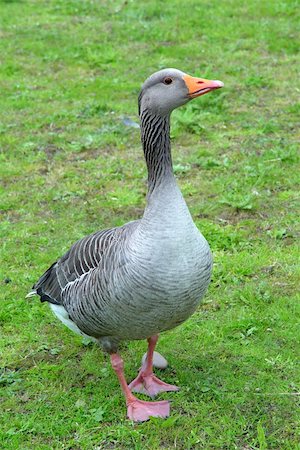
[0,0,299,448]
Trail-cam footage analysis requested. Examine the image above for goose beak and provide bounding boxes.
[183,74,224,98]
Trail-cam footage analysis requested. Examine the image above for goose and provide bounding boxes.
[27,68,223,422]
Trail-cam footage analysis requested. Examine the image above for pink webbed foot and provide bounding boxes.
[129,373,179,397]
[127,398,170,422]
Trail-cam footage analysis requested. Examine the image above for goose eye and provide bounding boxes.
[164,77,173,85]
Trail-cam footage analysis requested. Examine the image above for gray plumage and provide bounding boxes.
[29,68,214,354]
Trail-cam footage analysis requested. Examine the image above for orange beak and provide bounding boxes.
[183,74,224,98]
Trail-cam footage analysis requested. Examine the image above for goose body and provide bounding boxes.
[28,68,223,421]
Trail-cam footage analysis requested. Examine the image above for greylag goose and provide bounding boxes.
[27,68,223,422]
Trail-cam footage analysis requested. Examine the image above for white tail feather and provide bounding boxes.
[26,290,37,298]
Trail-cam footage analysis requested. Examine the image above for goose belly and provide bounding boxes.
[110,234,213,339]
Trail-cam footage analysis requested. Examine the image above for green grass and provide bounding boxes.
[1,0,299,448]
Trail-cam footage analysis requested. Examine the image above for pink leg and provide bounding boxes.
[110,353,170,422]
[128,335,179,398]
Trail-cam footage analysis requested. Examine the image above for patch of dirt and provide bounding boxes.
[196,212,210,219]
[67,146,114,162]
[216,208,262,225]
[111,205,144,219]
[261,263,280,275]
[41,144,62,159]
[0,209,21,223]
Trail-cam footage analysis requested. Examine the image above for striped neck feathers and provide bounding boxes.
[140,110,174,194]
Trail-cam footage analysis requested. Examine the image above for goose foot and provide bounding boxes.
[127,398,170,422]
[129,373,179,397]
[110,353,172,423]
[129,335,179,397]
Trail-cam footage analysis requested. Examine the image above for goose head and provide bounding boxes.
[139,68,224,116]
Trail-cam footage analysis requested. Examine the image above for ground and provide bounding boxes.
[0,0,299,449]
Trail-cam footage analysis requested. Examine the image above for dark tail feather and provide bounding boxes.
[32,262,61,305]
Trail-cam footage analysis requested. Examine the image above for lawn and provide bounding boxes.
[0,0,299,448]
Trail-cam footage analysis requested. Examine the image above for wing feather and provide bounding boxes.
[31,223,137,305]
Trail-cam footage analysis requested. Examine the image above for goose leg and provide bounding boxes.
[128,335,179,398]
[110,353,170,422]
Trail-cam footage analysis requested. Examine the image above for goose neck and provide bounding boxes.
[140,110,174,195]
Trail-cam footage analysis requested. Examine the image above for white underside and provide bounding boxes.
[49,304,97,343]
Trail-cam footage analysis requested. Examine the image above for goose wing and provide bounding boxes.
[29,223,137,306]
